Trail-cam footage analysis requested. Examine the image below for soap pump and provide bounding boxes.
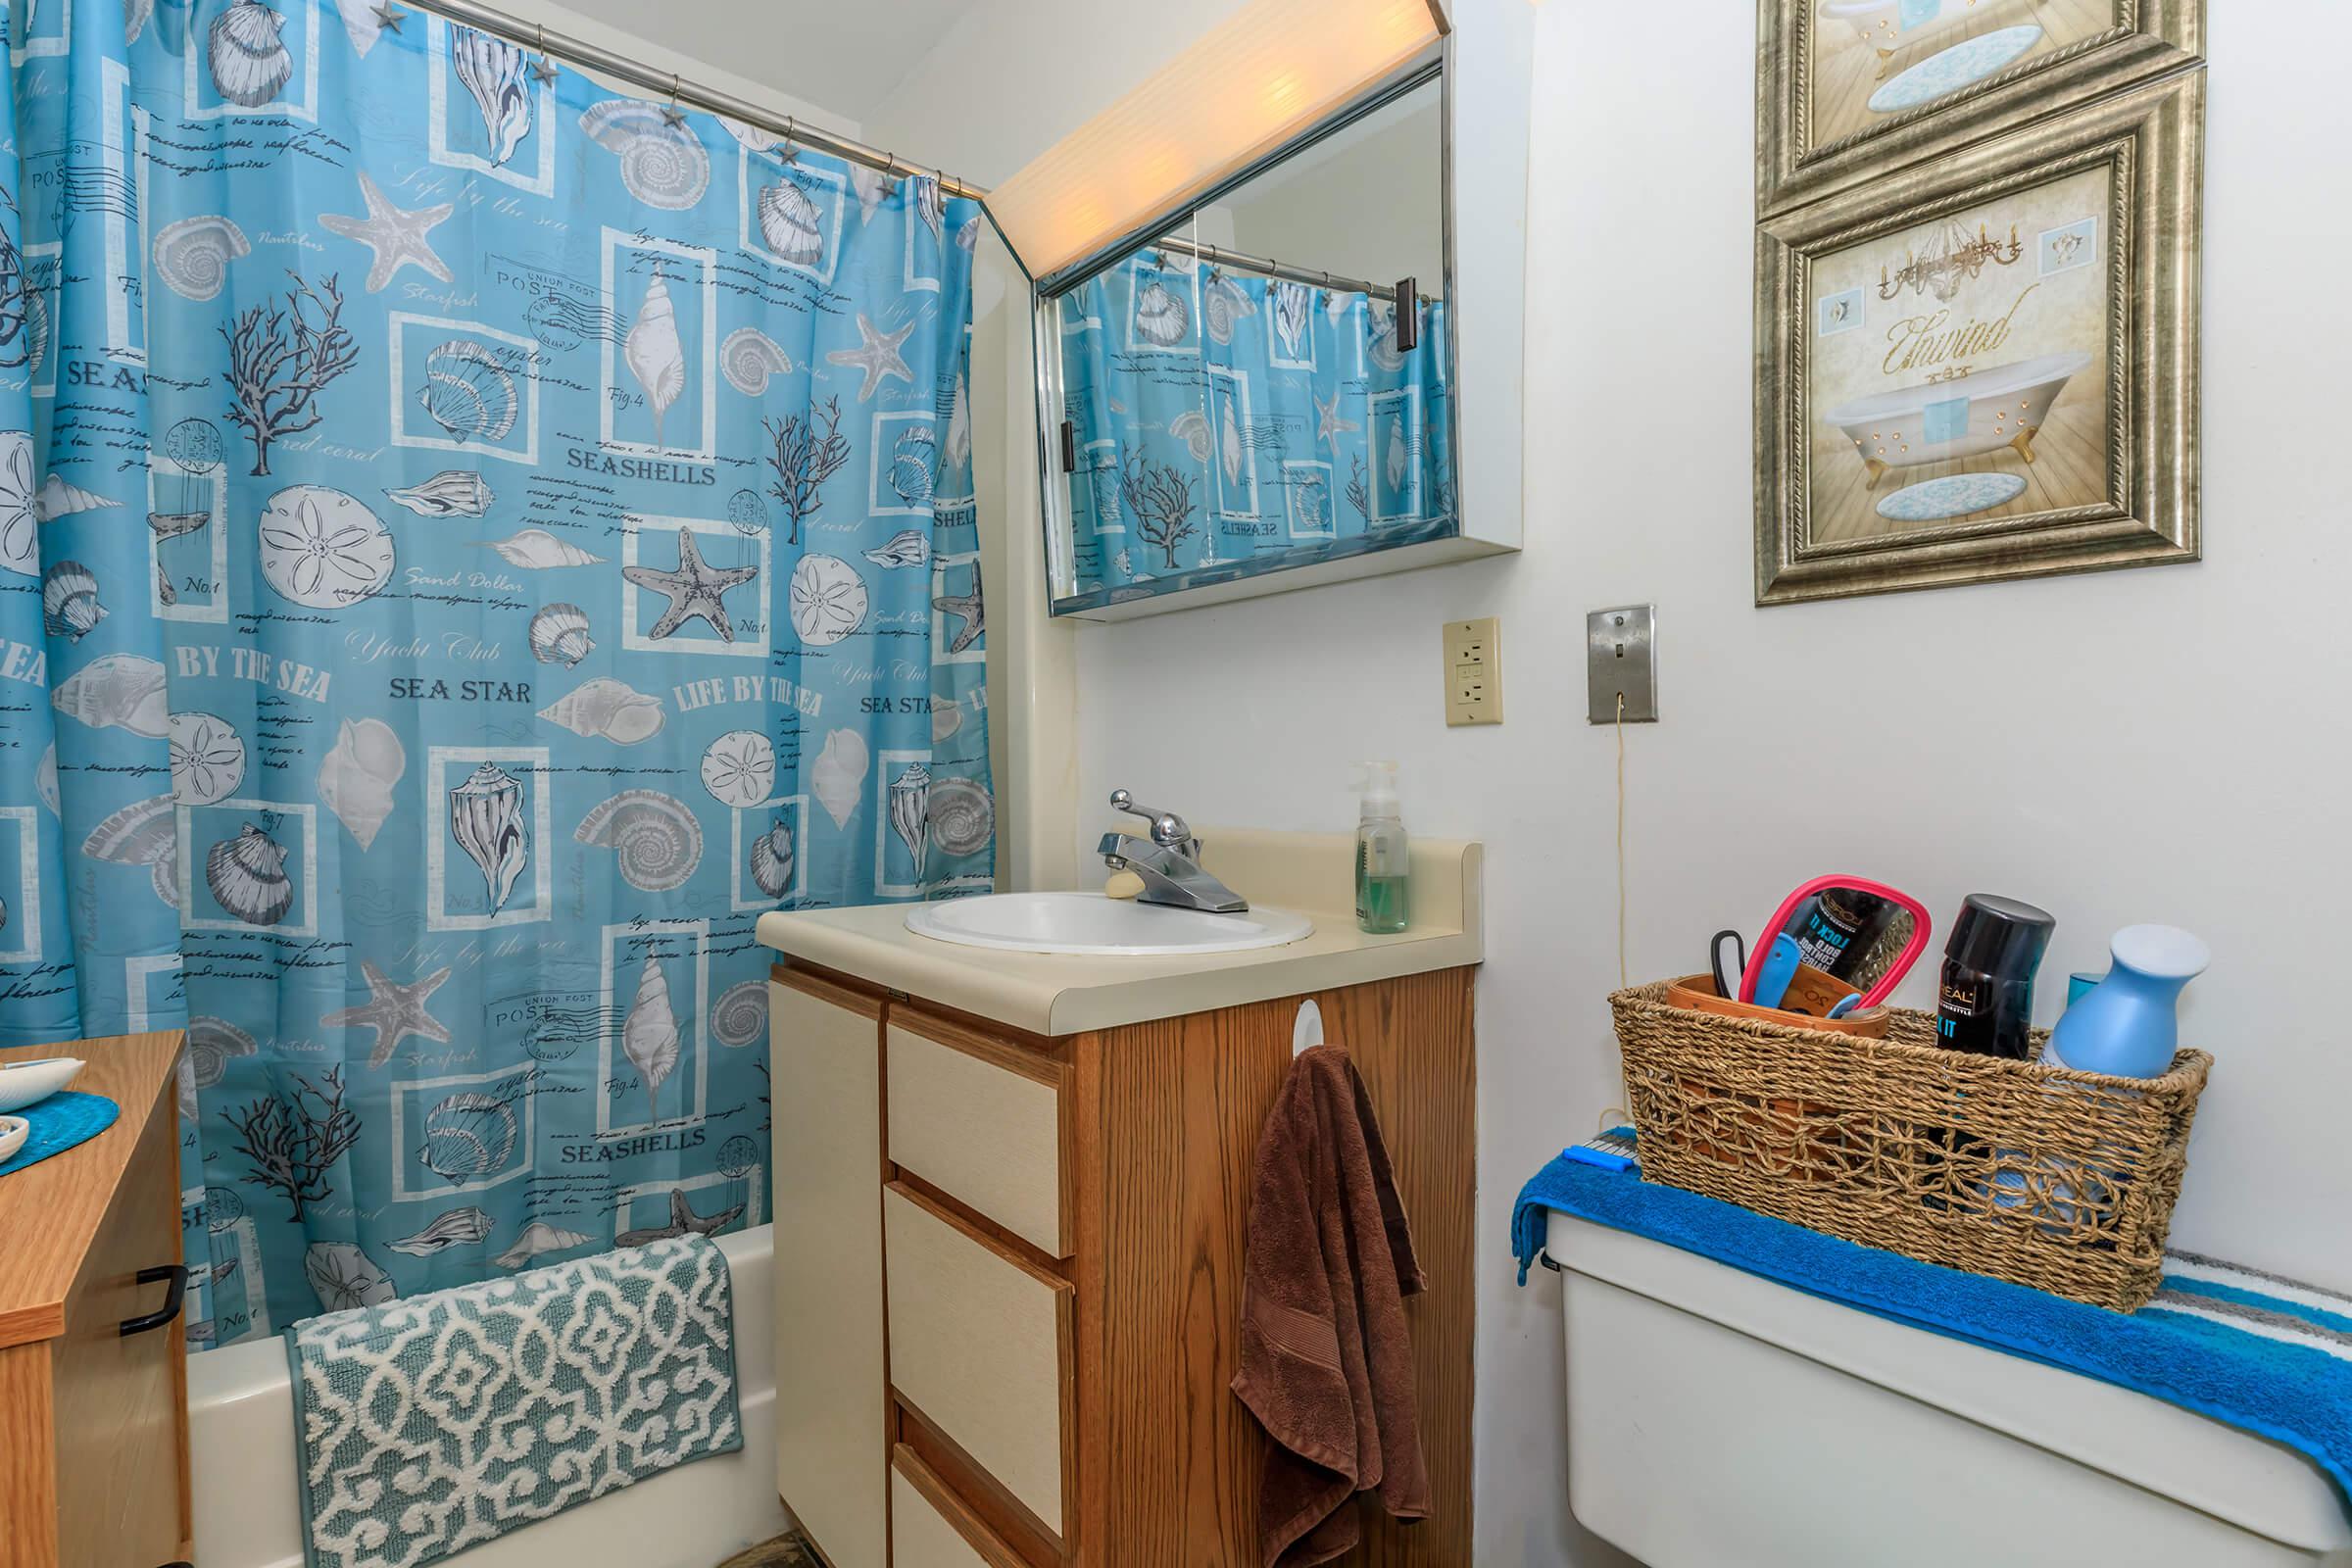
[1353,761,1409,934]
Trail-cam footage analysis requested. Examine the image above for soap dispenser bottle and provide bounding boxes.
[1353,761,1409,934]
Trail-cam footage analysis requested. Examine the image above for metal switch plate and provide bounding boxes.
[1444,616,1501,727]
[1587,605,1658,724]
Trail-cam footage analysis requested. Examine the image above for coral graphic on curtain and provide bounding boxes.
[1059,250,1454,597]
[0,0,991,1348]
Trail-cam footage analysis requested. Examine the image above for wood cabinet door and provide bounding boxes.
[50,1083,188,1568]
[770,972,889,1568]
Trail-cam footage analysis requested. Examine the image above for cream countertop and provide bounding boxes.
[756,828,1483,1037]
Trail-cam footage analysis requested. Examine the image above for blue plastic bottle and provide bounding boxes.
[2045,925,2210,1079]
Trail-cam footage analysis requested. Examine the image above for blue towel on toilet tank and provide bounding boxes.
[284,1233,741,1568]
[1512,1147,2352,1518]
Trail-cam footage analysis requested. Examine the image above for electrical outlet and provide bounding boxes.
[1587,605,1658,723]
[1444,617,1501,727]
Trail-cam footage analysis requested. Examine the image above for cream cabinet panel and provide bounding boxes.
[886,1019,1070,1257]
[882,1184,1071,1537]
[771,977,886,1568]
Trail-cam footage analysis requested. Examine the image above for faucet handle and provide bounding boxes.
[1108,789,1192,850]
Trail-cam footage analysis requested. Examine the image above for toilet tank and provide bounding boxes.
[1545,1210,2352,1568]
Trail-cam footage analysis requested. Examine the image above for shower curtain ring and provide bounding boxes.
[781,115,799,162]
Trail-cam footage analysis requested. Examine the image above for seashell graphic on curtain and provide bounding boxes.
[0,16,993,1347]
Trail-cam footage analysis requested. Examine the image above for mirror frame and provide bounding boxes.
[1032,40,1484,619]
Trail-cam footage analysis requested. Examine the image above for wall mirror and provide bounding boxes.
[1035,53,1493,618]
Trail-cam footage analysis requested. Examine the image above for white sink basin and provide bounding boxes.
[904,892,1314,956]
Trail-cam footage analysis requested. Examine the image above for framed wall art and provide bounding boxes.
[1758,0,2203,216]
[1753,66,2202,605]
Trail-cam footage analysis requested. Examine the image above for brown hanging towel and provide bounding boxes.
[1230,1043,1431,1567]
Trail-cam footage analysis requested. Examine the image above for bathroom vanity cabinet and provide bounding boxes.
[762,833,1482,1568]
[0,1032,192,1568]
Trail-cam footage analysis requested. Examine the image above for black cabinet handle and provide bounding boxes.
[119,1263,187,1337]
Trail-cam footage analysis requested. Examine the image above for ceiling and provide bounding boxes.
[547,0,974,125]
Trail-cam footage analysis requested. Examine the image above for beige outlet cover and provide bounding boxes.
[1445,617,1500,727]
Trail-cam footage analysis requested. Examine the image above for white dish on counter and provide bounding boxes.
[0,1114,26,1162]
[0,1056,84,1113]
[905,892,1314,956]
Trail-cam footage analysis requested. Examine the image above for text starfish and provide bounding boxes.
[323,960,453,1069]
[825,313,914,402]
[318,171,454,294]
[932,560,983,655]
[1315,390,1359,449]
[623,528,759,641]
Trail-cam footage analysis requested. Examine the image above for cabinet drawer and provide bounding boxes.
[890,1446,1024,1568]
[886,1016,1071,1258]
[883,1184,1071,1541]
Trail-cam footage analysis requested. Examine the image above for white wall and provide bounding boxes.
[495,0,859,134]
[1072,5,2352,1562]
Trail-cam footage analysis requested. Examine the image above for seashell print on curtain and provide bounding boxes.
[0,0,990,1348]
[1059,251,1456,597]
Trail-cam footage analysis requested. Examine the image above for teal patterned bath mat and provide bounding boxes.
[284,1233,741,1568]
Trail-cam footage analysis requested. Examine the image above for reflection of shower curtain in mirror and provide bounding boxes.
[1060,251,1453,595]
[0,0,991,1348]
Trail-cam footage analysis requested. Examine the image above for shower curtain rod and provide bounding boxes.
[394,0,993,202]
[1144,237,1387,300]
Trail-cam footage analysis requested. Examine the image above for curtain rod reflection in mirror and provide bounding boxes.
[1145,238,1387,302]
[392,0,992,202]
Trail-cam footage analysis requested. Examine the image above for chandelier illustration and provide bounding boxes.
[1879,219,2026,303]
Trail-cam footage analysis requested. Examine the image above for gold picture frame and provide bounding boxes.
[1759,0,2203,217]
[1754,66,2202,606]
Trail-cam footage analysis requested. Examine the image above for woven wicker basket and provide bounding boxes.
[1611,980,2212,1311]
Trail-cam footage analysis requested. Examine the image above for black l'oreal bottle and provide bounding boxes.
[1935,895,2056,1059]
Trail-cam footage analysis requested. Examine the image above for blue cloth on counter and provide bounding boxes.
[0,1092,120,1178]
[284,1233,740,1568]
[1512,1148,2352,1515]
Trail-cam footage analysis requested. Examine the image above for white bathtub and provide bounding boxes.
[1825,350,2091,484]
[1822,0,2034,70]
[187,1224,789,1568]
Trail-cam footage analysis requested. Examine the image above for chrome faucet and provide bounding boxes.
[1099,790,1249,913]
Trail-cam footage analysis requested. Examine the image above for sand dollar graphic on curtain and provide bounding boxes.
[0,0,992,1348]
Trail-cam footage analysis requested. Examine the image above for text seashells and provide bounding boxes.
[209,0,291,109]
[385,469,493,517]
[527,603,593,667]
[862,529,929,570]
[419,1092,518,1185]
[206,822,295,926]
[1169,409,1212,464]
[34,474,120,522]
[41,562,106,641]
[306,1242,396,1311]
[913,176,946,244]
[788,555,868,647]
[417,340,519,446]
[574,790,703,891]
[1272,280,1313,361]
[1135,280,1190,348]
[475,528,605,569]
[579,99,710,211]
[318,717,405,850]
[749,815,796,899]
[1203,276,1255,346]
[452,25,533,167]
[700,730,774,808]
[888,425,937,509]
[169,711,247,806]
[179,1016,258,1119]
[889,763,931,881]
[622,955,680,1116]
[757,180,824,267]
[388,1206,494,1257]
[258,487,396,609]
[0,430,33,578]
[720,326,792,395]
[539,677,663,745]
[930,694,963,744]
[494,1221,592,1270]
[946,374,972,471]
[711,979,768,1048]
[1386,416,1408,491]
[810,729,867,830]
[53,654,171,739]
[928,777,996,858]
[153,215,251,302]
[83,795,179,907]
[449,762,528,913]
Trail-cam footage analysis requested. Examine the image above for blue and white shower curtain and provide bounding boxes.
[1059,251,1453,597]
[0,0,991,1347]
